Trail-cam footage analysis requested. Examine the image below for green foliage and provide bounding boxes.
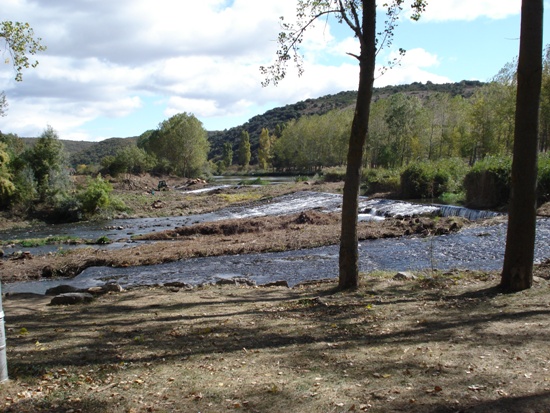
[0,142,15,205]
[322,168,347,182]
[102,145,156,176]
[77,176,114,214]
[399,159,468,200]
[222,142,233,168]
[464,156,512,208]
[466,82,515,162]
[238,130,251,168]
[258,128,272,170]
[71,137,136,167]
[146,113,209,177]
[5,235,79,248]
[400,162,450,199]
[537,153,550,203]
[273,109,351,172]
[1,20,46,81]
[362,168,401,195]
[25,126,69,203]
[94,236,111,245]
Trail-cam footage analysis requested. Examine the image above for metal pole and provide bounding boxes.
[0,281,8,383]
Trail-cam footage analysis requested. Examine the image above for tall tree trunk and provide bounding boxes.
[501,0,543,292]
[338,0,377,289]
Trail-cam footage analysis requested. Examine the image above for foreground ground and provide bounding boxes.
[2,270,550,413]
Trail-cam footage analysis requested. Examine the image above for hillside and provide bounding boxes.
[208,80,484,161]
[69,137,138,166]
[21,137,95,157]
[19,81,485,167]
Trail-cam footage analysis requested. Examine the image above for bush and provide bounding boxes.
[322,167,346,182]
[362,168,401,195]
[538,153,550,204]
[77,176,114,214]
[463,156,512,209]
[400,162,450,199]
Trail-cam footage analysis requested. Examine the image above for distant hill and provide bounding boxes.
[208,80,485,162]
[21,137,95,157]
[20,80,485,166]
[69,137,138,166]
[21,136,139,167]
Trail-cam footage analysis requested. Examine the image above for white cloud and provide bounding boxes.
[0,0,524,141]
[375,48,450,87]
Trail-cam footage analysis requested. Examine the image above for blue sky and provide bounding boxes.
[0,0,548,141]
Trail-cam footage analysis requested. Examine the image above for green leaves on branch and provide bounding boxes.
[1,21,47,81]
[260,0,427,87]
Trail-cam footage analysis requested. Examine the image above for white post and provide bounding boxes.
[0,282,8,383]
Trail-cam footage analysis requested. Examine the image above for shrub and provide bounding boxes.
[538,153,550,204]
[322,167,346,182]
[77,176,114,214]
[362,168,401,195]
[463,156,512,209]
[400,162,450,199]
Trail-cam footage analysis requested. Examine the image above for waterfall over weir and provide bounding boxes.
[436,204,502,221]
[359,198,501,221]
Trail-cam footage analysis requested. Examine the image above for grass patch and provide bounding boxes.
[238,177,270,185]
[216,192,264,203]
[2,235,82,248]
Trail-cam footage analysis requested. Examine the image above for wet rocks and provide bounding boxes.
[46,285,79,295]
[11,251,33,260]
[163,281,193,289]
[260,280,290,288]
[215,277,256,287]
[46,283,124,299]
[50,292,94,305]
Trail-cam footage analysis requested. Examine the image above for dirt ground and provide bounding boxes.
[2,177,550,412]
[2,270,550,413]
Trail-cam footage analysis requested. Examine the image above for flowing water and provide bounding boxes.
[3,190,532,295]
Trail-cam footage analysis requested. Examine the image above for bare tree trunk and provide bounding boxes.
[338,0,377,289]
[501,0,543,292]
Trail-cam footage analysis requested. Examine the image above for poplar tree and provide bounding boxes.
[238,130,251,168]
[262,0,426,289]
[258,128,272,170]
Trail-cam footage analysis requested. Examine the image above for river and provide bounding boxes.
[2,190,539,295]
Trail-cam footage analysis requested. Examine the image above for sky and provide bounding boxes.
[0,0,549,142]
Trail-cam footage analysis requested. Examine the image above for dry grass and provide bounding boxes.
[2,270,550,413]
